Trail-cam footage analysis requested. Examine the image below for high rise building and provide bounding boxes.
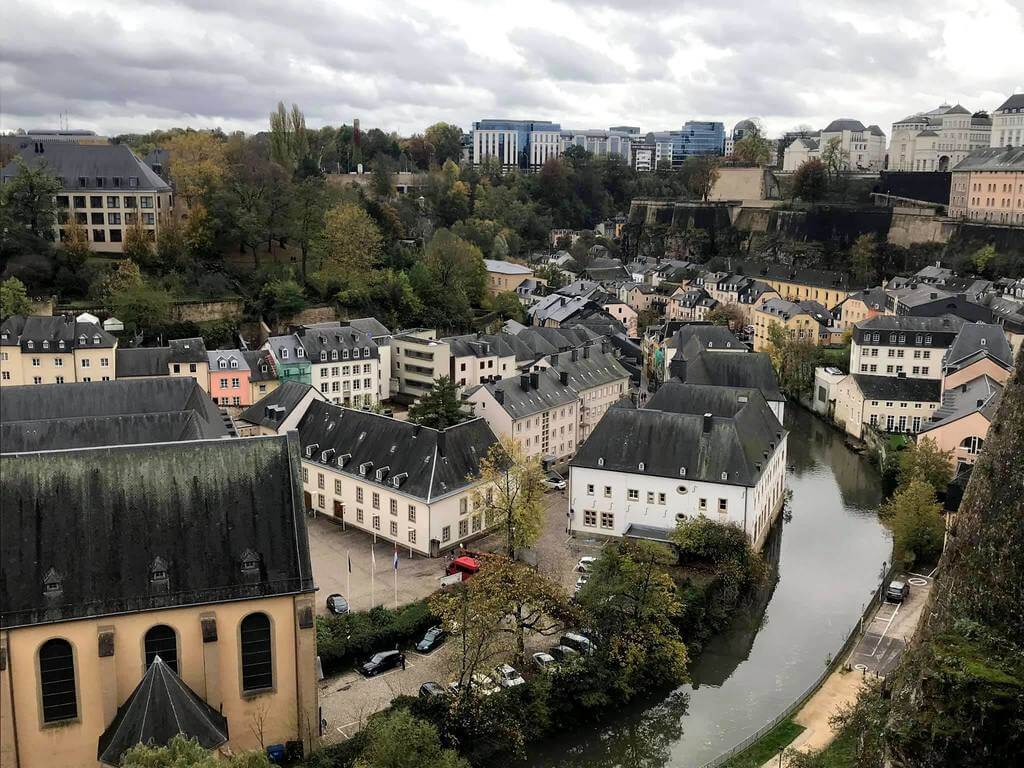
[471,119,562,169]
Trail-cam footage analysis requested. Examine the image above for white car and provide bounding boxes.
[576,556,597,573]
[532,652,557,672]
[471,673,500,696]
[574,573,590,595]
[493,663,526,688]
[543,471,567,491]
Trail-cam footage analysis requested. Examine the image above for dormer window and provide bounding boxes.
[721,472,728,481]
[58,341,65,350]
[239,549,262,576]
[352,348,360,359]
[93,334,100,344]
[42,340,49,350]
[219,359,227,369]
[980,338,986,346]
[320,351,327,362]
[362,347,370,357]
[150,557,169,591]
[42,567,63,598]
[597,457,605,467]
[638,462,645,471]
[230,358,238,369]
[305,443,319,458]
[342,349,349,360]
[26,340,34,350]
[679,467,687,476]
[280,348,289,359]
[297,347,304,358]
[359,461,373,476]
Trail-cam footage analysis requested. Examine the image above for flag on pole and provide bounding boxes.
[347,552,352,573]
[393,547,399,571]
[371,546,376,567]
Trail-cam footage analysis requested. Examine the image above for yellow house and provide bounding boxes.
[733,261,855,309]
[1,315,117,387]
[0,435,317,768]
[752,298,838,352]
[483,259,534,295]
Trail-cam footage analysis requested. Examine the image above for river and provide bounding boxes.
[528,406,891,768]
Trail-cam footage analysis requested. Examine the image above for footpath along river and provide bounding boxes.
[528,406,891,768]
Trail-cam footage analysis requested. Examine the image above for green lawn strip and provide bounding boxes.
[721,718,806,768]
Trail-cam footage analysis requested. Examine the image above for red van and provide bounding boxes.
[445,556,481,579]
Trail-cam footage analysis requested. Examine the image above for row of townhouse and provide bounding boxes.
[0,315,117,386]
[751,298,844,351]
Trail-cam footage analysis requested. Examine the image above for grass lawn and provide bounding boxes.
[721,718,806,768]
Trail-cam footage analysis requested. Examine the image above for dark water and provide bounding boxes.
[529,407,891,768]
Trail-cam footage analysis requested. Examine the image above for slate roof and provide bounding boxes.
[842,287,887,312]
[646,381,778,425]
[168,337,208,363]
[857,314,965,333]
[296,324,378,362]
[0,143,170,191]
[0,314,116,349]
[920,375,1002,433]
[484,259,533,275]
[866,124,885,137]
[678,350,784,404]
[851,374,942,402]
[732,260,855,291]
[943,322,1014,371]
[296,400,498,501]
[529,294,594,325]
[0,378,227,444]
[547,348,631,393]
[116,347,172,377]
[207,349,250,372]
[1,412,203,453]
[758,298,832,326]
[243,349,277,381]
[341,317,392,338]
[668,324,744,354]
[994,94,1024,113]
[0,434,314,628]
[952,146,1024,172]
[97,656,228,765]
[265,334,310,366]
[571,392,785,488]
[471,367,579,420]
[445,333,518,359]
[823,119,866,133]
[239,380,322,430]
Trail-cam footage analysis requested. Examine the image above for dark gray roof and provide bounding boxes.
[243,349,277,381]
[678,350,784,403]
[994,94,1024,113]
[921,375,1002,433]
[0,378,227,444]
[645,381,777,425]
[548,349,631,392]
[858,314,965,332]
[296,324,378,361]
[97,657,228,765]
[445,333,517,359]
[758,298,832,325]
[168,337,208,363]
[1,412,203,453]
[952,146,1024,172]
[823,119,866,133]
[475,367,579,420]
[669,324,745,356]
[866,124,885,137]
[0,434,314,629]
[733,260,856,291]
[943,322,1013,371]
[851,375,941,402]
[296,400,498,501]
[341,317,392,338]
[844,287,888,311]
[116,347,172,377]
[0,314,116,349]
[945,104,970,115]
[239,380,322,429]
[571,393,785,487]
[0,143,170,191]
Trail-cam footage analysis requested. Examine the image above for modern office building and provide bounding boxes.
[560,129,634,161]
[471,119,562,170]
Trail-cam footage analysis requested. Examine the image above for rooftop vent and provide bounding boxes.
[150,556,170,593]
[42,567,63,599]
[702,412,713,433]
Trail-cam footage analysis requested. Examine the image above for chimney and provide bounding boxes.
[961,383,968,393]
[601,340,610,354]
[571,348,579,362]
[530,371,540,389]
[520,374,530,391]
[437,429,446,457]
[560,371,569,385]
[930,293,937,299]
[702,412,713,433]
[495,389,505,404]
[582,345,590,359]
[412,423,421,437]
[551,353,559,365]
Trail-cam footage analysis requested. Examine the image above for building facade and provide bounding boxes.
[990,94,1024,148]
[484,259,535,294]
[471,120,562,170]
[782,119,886,172]
[207,349,251,407]
[391,330,451,400]
[849,315,964,380]
[948,146,1024,225]
[0,315,116,387]
[889,104,992,172]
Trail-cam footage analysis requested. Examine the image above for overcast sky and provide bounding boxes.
[2,0,1022,141]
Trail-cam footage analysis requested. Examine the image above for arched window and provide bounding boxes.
[240,613,273,692]
[959,436,984,455]
[39,639,77,723]
[144,625,178,673]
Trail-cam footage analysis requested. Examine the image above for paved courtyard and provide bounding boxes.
[846,571,933,677]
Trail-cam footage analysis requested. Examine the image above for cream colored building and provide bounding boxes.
[831,374,941,439]
[545,347,631,442]
[782,119,886,172]
[391,330,452,400]
[483,259,535,295]
[0,143,173,254]
[833,288,887,330]
[297,401,500,557]
[0,435,318,768]
[752,299,837,352]
[989,94,1024,148]
[948,146,1024,225]
[0,315,116,387]
[889,104,991,172]
[444,333,519,389]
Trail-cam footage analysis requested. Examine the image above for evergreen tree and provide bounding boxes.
[407,376,470,429]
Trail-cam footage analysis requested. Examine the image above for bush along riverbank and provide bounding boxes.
[303,519,769,768]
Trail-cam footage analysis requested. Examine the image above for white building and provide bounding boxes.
[568,383,788,550]
[990,94,1024,148]
[889,104,992,172]
[297,401,501,557]
[782,119,886,172]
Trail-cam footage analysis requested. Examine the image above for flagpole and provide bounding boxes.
[394,545,399,609]
[346,549,352,611]
[370,544,375,609]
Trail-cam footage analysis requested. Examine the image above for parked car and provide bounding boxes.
[446,555,481,579]
[549,644,579,662]
[543,471,567,491]
[416,625,446,653]
[560,632,596,655]
[532,652,557,672]
[493,663,526,688]
[326,593,349,615]
[360,650,404,676]
[419,681,447,698]
[576,556,597,573]
[574,574,590,595]
[885,579,910,603]
[471,672,500,696]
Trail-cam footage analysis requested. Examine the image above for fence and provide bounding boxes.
[696,558,895,768]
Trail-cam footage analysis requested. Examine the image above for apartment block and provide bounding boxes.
[0,315,116,387]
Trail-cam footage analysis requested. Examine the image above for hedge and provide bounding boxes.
[316,600,437,676]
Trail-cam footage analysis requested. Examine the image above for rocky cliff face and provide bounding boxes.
[881,350,1023,766]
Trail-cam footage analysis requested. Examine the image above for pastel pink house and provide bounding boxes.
[207,349,251,406]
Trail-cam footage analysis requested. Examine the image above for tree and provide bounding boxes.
[850,233,877,284]
[0,157,62,237]
[471,438,546,560]
[257,278,307,324]
[0,277,32,319]
[156,215,188,271]
[490,290,525,323]
[821,136,847,180]
[732,121,772,165]
[420,228,487,310]
[899,437,954,495]
[424,122,464,166]
[59,215,92,268]
[269,102,311,176]
[706,302,744,329]
[792,158,827,203]
[354,710,468,768]
[163,131,227,206]
[765,323,820,400]
[93,259,143,301]
[408,376,471,429]
[880,478,946,569]
[314,202,383,292]
[108,279,172,331]
[357,269,423,331]
[120,734,268,768]
[684,155,720,202]
[372,157,396,199]
[289,176,328,278]
[971,244,996,273]
[122,218,154,267]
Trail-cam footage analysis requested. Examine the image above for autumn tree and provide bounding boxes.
[408,376,471,429]
[850,233,877,284]
[354,710,468,768]
[706,302,744,329]
[880,478,946,568]
[684,155,720,201]
[313,202,383,294]
[821,136,847,180]
[732,121,772,165]
[93,259,143,301]
[122,218,154,267]
[424,122,464,166]
[792,158,827,203]
[163,131,227,206]
[0,157,62,237]
[59,215,92,267]
[288,176,328,278]
[0,277,32,319]
[471,438,546,560]
[489,290,526,323]
[269,102,311,176]
[257,278,307,324]
[156,215,188,271]
[971,244,996,274]
[766,323,820,400]
[120,734,268,768]
[899,437,954,495]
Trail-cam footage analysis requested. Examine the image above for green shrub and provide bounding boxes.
[316,600,436,675]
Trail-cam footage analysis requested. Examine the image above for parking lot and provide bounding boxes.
[847,572,933,677]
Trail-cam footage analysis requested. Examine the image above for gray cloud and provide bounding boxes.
[1,0,1020,139]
